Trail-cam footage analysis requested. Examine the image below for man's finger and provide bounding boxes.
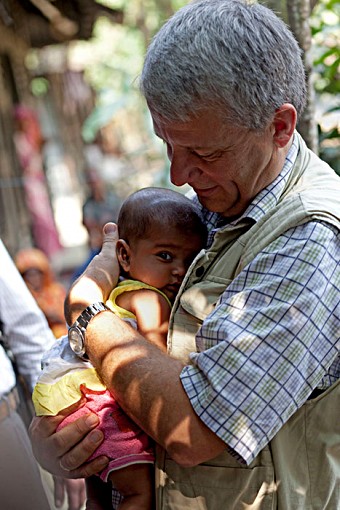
[29,415,64,440]
[29,413,104,477]
[55,414,101,461]
[59,422,106,472]
[64,478,86,510]
[102,221,119,241]
[98,222,119,260]
[60,455,109,480]
[53,476,65,508]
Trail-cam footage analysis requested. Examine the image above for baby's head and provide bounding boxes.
[116,187,207,302]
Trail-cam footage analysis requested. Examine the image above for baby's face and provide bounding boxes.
[127,225,203,301]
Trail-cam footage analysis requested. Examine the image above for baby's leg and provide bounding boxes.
[109,463,154,510]
[85,476,114,510]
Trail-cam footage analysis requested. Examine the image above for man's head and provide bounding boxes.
[116,187,207,301]
[140,0,304,218]
[140,0,306,130]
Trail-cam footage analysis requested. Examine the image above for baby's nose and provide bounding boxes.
[172,263,186,277]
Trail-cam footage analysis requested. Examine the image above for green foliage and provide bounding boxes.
[310,0,340,173]
[30,77,49,97]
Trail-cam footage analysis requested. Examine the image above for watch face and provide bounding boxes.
[68,326,86,358]
[68,302,109,360]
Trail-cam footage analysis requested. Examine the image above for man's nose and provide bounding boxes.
[169,149,198,186]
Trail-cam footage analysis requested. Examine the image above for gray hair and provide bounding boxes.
[140,0,307,130]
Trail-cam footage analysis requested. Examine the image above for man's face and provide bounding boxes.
[152,109,281,219]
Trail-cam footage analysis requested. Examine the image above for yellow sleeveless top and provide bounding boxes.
[106,279,172,321]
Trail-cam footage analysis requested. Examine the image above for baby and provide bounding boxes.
[33,187,207,509]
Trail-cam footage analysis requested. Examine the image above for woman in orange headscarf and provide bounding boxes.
[15,248,67,338]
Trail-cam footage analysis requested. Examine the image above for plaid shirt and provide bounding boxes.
[181,136,340,464]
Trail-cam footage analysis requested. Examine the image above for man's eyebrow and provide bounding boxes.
[154,134,220,152]
[153,128,226,152]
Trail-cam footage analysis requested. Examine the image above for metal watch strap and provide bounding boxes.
[76,302,110,330]
[69,302,111,360]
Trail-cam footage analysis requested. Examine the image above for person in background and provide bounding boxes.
[71,170,122,283]
[13,104,62,257]
[15,247,68,339]
[29,1,340,508]
[33,187,207,509]
[0,239,85,510]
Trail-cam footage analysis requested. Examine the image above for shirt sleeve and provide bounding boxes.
[180,221,340,465]
[0,240,55,392]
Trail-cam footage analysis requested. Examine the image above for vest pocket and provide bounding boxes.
[180,279,231,322]
[159,451,276,510]
[169,279,232,361]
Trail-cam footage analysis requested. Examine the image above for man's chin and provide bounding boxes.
[197,195,243,219]
[197,195,227,214]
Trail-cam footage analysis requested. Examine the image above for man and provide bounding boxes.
[0,239,86,510]
[30,1,340,508]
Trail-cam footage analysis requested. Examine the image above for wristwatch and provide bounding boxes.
[68,302,111,360]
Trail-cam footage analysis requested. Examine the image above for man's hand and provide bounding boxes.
[53,476,86,510]
[29,414,109,478]
[65,223,120,325]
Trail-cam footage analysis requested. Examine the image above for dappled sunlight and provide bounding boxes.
[241,481,278,509]
[295,485,307,496]
[326,443,340,470]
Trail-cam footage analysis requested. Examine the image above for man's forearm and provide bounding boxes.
[86,311,226,467]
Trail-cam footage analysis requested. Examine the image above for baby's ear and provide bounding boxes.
[116,239,131,272]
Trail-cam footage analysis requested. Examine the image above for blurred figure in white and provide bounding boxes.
[0,239,85,510]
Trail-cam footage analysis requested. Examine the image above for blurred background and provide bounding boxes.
[0,0,339,289]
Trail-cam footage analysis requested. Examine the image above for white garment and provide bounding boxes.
[0,239,55,396]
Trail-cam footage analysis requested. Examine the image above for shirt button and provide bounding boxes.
[195,266,204,277]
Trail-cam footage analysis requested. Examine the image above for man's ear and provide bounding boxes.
[116,239,131,272]
[272,103,297,148]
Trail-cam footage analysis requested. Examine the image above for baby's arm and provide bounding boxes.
[117,289,170,351]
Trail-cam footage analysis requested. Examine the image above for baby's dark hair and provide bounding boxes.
[118,187,207,246]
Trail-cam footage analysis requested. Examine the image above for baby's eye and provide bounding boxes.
[157,252,172,261]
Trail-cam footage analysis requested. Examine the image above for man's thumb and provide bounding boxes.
[102,222,118,240]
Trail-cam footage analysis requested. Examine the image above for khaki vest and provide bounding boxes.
[156,134,340,509]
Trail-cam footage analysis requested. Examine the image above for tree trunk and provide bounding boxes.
[286,0,319,153]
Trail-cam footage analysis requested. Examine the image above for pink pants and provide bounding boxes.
[58,386,154,482]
